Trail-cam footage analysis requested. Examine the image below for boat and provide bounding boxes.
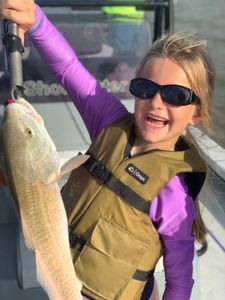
[0,1,224,299]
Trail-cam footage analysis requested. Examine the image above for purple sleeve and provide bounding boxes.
[150,173,196,300]
[29,5,128,141]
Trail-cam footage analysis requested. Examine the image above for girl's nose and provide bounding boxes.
[148,91,165,107]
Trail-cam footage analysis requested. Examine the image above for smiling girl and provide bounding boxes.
[0,1,215,299]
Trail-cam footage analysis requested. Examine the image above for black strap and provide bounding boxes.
[133,268,155,281]
[81,292,96,300]
[83,155,150,214]
[3,33,24,55]
[69,228,86,250]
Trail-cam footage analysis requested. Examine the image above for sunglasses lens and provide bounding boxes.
[163,86,192,105]
[129,79,157,99]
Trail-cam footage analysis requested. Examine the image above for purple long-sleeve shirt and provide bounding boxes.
[29,5,195,299]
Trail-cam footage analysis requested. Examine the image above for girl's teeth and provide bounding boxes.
[145,115,168,127]
[147,115,167,122]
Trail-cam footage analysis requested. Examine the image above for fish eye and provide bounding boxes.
[25,128,34,137]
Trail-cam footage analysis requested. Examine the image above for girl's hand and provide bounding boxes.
[0,0,35,43]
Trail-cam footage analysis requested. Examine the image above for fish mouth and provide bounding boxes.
[3,103,26,123]
[3,103,18,121]
[144,113,169,128]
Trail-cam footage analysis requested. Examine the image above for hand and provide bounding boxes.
[0,0,35,43]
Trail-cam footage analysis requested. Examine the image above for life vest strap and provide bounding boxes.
[83,154,150,214]
[133,268,155,281]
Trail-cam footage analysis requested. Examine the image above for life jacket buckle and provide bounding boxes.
[69,230,85,250]
[89,160,112,184]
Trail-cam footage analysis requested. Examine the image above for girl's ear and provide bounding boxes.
[189,105,204,126]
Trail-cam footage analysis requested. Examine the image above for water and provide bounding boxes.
[174,0,225,148]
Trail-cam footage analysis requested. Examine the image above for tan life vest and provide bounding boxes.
[61,115,206,300]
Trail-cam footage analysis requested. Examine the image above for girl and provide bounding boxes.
[0,1,215,299]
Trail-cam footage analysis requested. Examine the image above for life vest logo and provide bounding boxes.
[125,164,149,184]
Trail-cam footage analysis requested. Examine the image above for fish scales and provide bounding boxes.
[0,99,85,300]
[22,183,80,299]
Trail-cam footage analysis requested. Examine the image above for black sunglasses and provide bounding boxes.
[129,78,200,106]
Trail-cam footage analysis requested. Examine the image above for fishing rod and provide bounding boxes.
[2,20,24,101]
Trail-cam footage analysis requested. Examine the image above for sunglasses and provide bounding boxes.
[129,78,200,106]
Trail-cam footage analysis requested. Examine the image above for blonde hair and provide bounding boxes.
[136,32,216,244]
[136,32,215,133]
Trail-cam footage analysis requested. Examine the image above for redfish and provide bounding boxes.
[0,99,87,300]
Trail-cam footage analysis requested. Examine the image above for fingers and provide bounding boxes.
[0,0,35,31]
[18,27,26,45]
[0,0,35,14]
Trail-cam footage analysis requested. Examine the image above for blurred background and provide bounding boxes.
[174,0,225,149]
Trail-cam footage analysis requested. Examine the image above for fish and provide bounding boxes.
[0,98,87,300]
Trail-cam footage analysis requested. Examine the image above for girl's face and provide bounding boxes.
[134,57,202,151]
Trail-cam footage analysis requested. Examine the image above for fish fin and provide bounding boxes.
[57,154,90,181]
